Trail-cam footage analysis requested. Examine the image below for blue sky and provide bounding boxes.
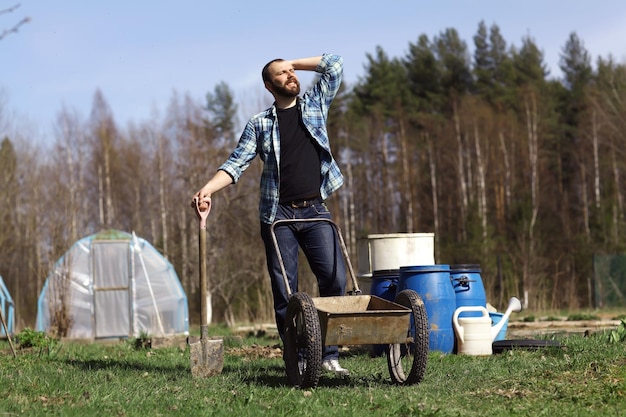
[2,1,626,142]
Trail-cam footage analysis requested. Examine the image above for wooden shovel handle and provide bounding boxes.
[194,197,211,229]
[194,196,211,328]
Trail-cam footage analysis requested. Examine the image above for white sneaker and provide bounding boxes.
[322,359,349,376]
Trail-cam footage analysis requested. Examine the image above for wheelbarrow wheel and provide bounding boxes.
[283,292,323,388]
[387,289,429,385]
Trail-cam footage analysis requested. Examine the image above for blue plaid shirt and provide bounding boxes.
[219,54,344,224]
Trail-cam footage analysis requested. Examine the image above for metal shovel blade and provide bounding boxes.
[190,326,224,378]
[190,197,224,378]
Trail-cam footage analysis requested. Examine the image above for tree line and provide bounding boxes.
[2,21,626,331]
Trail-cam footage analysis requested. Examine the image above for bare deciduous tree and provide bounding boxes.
[0,3,30,41]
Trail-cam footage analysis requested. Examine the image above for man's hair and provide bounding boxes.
[262,59,285,83]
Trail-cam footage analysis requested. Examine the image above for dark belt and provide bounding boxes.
[285,197,321,208]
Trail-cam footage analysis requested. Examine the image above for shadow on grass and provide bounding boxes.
[62,357,189,375]
[236,363,289,388]
[58,345,390,389]
[60,356,393,389]
[234,360,389,389]
[63,357,288,385]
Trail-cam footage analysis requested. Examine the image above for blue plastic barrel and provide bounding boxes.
[370,270,399,356]
[370,270,399,302]
[450,264,487,318]
[397,265,455,354]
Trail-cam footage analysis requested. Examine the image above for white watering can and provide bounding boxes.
[452,296,522,356]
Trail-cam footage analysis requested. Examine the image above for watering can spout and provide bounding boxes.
[491,296,522,341]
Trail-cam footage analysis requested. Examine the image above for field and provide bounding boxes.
[1,318,625,417]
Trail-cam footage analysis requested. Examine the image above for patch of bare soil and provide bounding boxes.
[507,319,620,338]
[225,319,623,359]
[227,344,283,359]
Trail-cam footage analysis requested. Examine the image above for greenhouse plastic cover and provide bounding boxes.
[36,230,189,339]
[0,274,15,336]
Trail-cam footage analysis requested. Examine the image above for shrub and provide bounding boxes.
[607,319,626,343]
[15,328,59,356]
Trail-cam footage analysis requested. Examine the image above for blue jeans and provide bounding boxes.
[260,201,347,361]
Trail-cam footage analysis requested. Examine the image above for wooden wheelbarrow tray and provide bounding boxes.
[313,295,412,346]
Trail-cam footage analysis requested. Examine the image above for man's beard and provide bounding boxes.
[271,78,300,98]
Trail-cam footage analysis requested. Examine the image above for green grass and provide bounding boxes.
[1,329,625,416]
[566,313,602,321]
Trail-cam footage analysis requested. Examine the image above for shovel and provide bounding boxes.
[190,197,223,378]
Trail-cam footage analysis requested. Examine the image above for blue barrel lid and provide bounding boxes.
[372,269,400,278]
[450,264,481,273]
[399,264,450,273]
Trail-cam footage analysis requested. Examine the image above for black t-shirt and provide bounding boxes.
[277,106,321,202]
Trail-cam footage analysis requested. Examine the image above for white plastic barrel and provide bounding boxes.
[357,233,435,286]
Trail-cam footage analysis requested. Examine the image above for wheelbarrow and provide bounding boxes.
[271,218,429,388]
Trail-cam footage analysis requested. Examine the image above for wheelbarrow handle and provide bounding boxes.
[194,196,211,229]
[269,218,361,297]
